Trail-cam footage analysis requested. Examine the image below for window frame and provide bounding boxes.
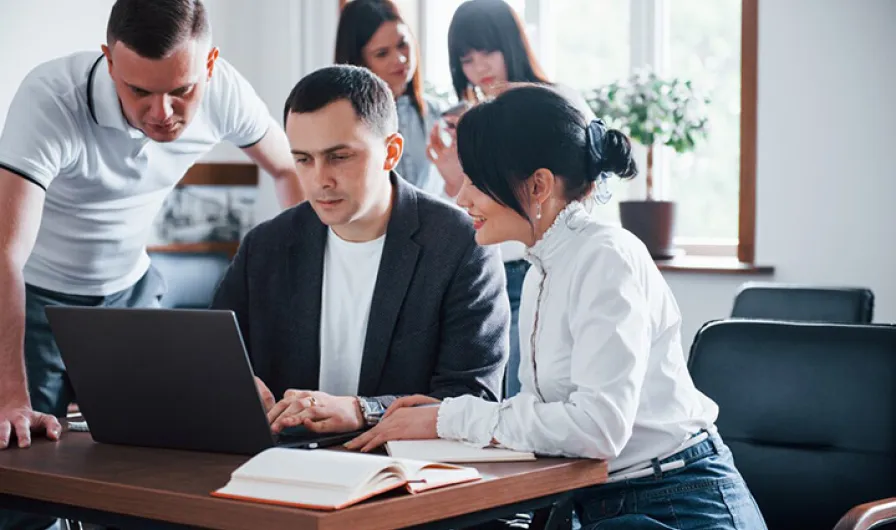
[338,0,758,264]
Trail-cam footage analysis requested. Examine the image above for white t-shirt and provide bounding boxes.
[0,51,272,295]
[318,229,387,397]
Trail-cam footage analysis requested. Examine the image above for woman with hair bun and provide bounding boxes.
[349,84,767,530]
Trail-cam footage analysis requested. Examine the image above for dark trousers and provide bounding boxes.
[0,266,166,530]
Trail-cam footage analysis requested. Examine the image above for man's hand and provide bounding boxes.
[0,404,62,449]
[1,171,51,450]
[254,376,275,413]
[344,396,440,453]
[267,390,363,435]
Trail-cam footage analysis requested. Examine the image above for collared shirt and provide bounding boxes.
[395,94,443,197]
[0,51,271,295]
[437,201,719,472]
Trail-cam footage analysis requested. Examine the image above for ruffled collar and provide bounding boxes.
[525,201,591,272]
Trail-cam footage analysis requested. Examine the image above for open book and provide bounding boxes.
[212,448,481,510]
[386,439,537,463]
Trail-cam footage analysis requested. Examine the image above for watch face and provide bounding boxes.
[360,400,385,425]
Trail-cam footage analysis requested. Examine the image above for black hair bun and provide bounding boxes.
[601,129,637,179]
[585,120,638,182]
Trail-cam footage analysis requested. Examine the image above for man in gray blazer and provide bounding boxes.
[211,65,509,436]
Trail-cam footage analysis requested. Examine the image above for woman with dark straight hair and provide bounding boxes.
[448,0,548,100]
[334,0,442,194]
[349,85,768,530]
[430,0,595,195]
[429,0,596,191]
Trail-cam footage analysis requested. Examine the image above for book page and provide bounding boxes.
[229,448,401,490]
[215,476,406,510]
[392,457,481,494]
[386,439,537,463]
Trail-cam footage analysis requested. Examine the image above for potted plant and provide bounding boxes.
[586,69,710,259]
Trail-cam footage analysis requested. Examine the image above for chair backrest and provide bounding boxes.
[149,252,232,309]
[731,282,874,323]
[689,320,896,530]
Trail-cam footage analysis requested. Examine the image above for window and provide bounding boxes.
[666,0,742,245]
[544,1,630,90]
[540,1,632,229]
[341,0,758,263]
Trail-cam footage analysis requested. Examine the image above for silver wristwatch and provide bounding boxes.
[357,397,386,426]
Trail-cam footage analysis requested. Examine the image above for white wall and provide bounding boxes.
[666,0,896,349]
[193,0,340,223]
[0,1,116,126]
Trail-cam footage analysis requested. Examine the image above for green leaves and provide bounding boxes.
[585,68,711,155]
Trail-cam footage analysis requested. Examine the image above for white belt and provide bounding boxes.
[605,430,712,483]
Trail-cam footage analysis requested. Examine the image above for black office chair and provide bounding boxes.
[688,319,896,530]
[730,282,874,323]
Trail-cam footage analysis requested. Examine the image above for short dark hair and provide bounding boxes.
[457,84,637,222]
[334,0,426,123]
[283,65,398,137]
[107,0,210,59]
[448,0,550,101]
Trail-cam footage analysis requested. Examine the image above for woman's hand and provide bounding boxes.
[426,116,465,197]
[383,394,441,418]
[344,395,441,453]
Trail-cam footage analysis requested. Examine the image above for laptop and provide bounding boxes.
[45,306,366,455]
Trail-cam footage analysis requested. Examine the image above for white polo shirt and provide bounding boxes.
[0,51,271,296]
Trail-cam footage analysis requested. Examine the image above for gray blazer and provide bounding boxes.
[211,174,510,407]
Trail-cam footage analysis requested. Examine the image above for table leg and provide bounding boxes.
[530,495,572,530]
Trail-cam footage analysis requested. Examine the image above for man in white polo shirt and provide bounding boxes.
[0,0,302,465]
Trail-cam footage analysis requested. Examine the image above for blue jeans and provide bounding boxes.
[0,266,166,530]
[503,260,529,399]
[573,433,767,529]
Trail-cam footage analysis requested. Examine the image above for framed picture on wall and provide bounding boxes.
[147,163,258,257]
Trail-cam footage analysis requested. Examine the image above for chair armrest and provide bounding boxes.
[834,498,896,530]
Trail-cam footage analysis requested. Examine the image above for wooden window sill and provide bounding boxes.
[147,242,239,257]
[656,255,774,275]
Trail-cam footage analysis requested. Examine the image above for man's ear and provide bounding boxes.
[101,44,113,72]
[206,47,220,80]
[383,133,404,171]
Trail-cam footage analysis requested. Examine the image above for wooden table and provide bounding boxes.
[0,432,607,530]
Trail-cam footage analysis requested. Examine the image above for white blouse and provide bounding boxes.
[437,202,719,472]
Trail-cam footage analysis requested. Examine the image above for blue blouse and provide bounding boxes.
[395,94,444,196]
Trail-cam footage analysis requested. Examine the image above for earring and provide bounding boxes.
[536,203,542,220]
[595,175,612,204]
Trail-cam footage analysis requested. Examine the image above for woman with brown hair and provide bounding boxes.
[335,0,443,195]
